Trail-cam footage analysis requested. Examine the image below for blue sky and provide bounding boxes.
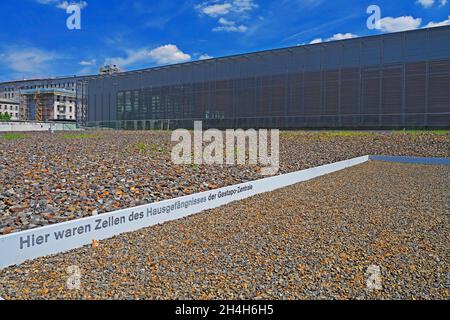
[0,0,449,81]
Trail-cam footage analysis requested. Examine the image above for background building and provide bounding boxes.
[0,76,88,121]
[0,98,20,120]
[99,65,121,76]
[20,89,76,121]
[85,26,450,129]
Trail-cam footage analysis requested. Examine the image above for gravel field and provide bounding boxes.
[0,161,448,300]
[0,130,448,234]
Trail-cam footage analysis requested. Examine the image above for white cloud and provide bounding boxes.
[308,14,441,44]
[425,15,450,27]
[196,0,257,32]
[378,16,422,32]
[232,0,258,13]
[213,25,248,32]
[197,0,258,17]
[58,1,88,10]
[0,48,59,74]
[105,49,151,68]
[417,0,448,9]
[217,17,234,25]
[213,17,248,32]
[417,0,435,8]
[417,0,448,7]
[105,45,191,69]
[310,38,323,44]
[199,54,213,60]
[36,0,88,10]
[199,3,233,17]
[148,45,191,65]
[79,59,96,66]
[309,33,358,44]
[328,33,358,41]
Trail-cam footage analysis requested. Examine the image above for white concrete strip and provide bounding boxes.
[370,155,450,166]
[0,155,370,269]
[0,122,79,132]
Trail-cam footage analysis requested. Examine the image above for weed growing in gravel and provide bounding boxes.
[282,131,375,139]
[2,133,27,140]
[134,143,166,155]
[135,142,150,154]
[393,130,449,136]
[188,163,199,170]
[150,144,165,154]
[318,131,375,138]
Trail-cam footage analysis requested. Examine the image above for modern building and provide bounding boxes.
[85,26,450,129]
[0,98,20,120]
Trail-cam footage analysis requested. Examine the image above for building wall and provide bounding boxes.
[54,94,76,120]
[91,26,449,128]
[0,76,88,121]
[21,90,77,121]
[0,77,79,100]
[0,100,20,120]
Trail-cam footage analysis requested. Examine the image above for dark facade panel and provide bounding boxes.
[86,26,450,128]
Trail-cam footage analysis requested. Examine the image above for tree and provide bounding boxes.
[0,112,12,122]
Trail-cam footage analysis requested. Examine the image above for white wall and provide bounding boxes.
[0,122,79,132]
[54,101,76,121]
[0,103,20,120]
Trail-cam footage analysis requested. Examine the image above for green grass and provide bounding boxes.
[318,131,375,138]
[1,133,27,140]
[282,129,449,138]
[150,144,165,154]
[135,142,150,154]
[134,142,166,155]
[281,131,375,138]
[188,163,199,170]
[393,130,449,136]
[62,133,98,140]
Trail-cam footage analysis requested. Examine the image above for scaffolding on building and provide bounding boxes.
[19,90,27,120]
[20,88,76,121]
[33,91,43,121]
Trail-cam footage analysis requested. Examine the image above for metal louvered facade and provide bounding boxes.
[86,26,450,129]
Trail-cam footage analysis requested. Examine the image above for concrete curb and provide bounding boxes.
[0,155,370,270]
